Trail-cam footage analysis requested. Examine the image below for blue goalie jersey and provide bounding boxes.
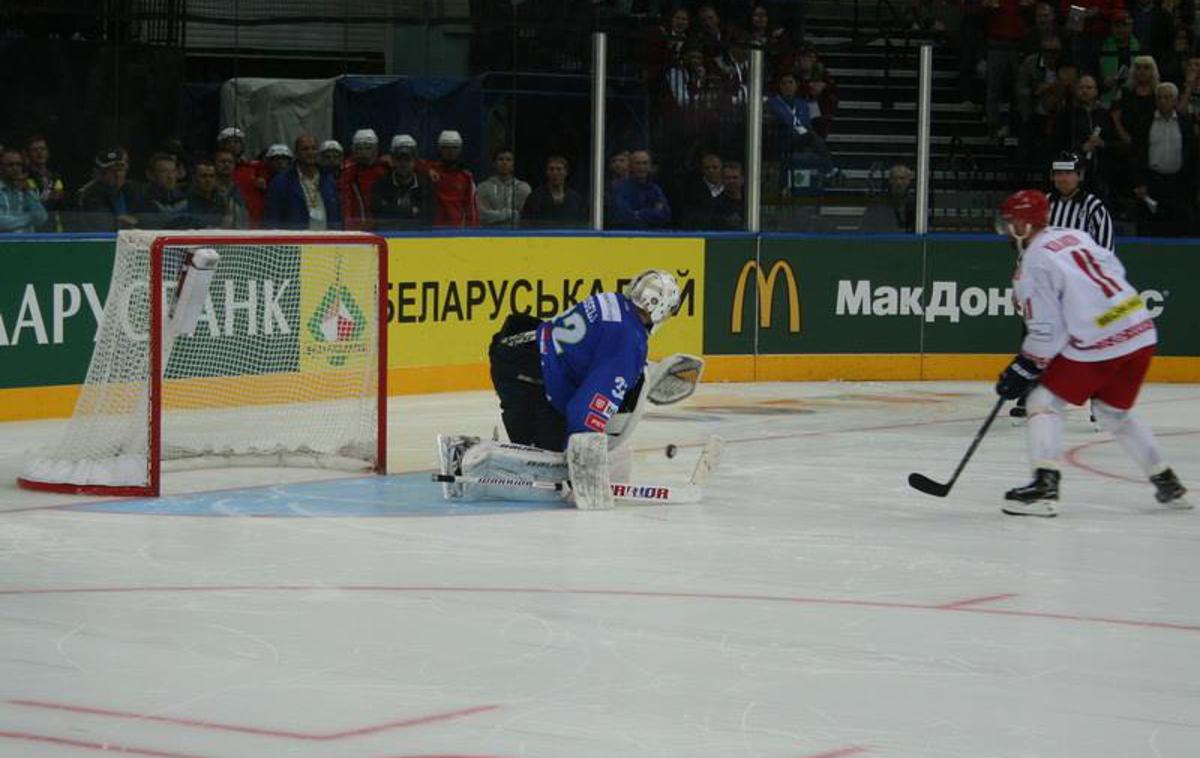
[538,292,649,437]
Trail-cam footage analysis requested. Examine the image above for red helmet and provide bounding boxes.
[999,190,1050,228]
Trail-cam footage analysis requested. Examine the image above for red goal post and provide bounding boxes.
[18,230,389,497]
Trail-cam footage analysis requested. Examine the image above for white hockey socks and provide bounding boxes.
[1091,400,1166,477]
[1025,385,1066,471]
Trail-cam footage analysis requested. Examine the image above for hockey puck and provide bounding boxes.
[665,444,678,459]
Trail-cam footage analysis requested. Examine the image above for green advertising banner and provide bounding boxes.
[704,236,925,355]
[0,240,114,388]
[1112,242,1196,357]
[3,234,1197,411]
[703,235,1200,358]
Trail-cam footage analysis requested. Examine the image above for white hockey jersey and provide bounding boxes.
[1013,226,1156,363]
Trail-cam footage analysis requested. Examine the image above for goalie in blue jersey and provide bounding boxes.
[437,269,703,509]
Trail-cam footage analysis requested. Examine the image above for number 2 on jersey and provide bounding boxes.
[551,312,588,354]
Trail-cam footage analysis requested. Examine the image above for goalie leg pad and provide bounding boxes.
[437,434,480,499]
[458,440,568,502]
[567,433,613,510]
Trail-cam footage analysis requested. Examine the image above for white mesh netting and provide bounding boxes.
[21,230,385,492]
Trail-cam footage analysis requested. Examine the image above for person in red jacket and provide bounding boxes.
[339,129,389,230]
[217,127,268,228]
[428,130,479,228]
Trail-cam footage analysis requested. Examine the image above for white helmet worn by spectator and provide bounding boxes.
[391,134,417,153]
[352,129,379,146]
[265,143,293,159]
[624,269,682,332]
[437,130,463,147]
[320,140,344,154]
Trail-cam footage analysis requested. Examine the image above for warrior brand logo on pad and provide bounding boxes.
[611,484,671,500]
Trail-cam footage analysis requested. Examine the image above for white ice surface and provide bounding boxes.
[0,381,1198,758]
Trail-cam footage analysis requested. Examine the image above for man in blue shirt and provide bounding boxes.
[438,270,684,502]
[609,150,672,229]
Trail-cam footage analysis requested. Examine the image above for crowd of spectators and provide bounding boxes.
[644,3,840,225]
[9,2,1200,236]
[0,123,751,233]
[967,0,1200,235]
[0,128,605,234]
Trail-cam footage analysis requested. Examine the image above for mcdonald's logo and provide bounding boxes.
[731,259,801,333]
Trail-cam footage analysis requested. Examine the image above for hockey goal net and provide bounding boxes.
[19,230,388,496]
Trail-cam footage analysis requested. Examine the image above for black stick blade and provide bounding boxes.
[432,474,454,483]
[908,472,951,497]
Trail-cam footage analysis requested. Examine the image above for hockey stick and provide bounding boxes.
[689,434,724,486]
[431,434,724,506]
[430,473,702,504]
[908,397,1006,498]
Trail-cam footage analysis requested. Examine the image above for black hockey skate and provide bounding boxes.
[1002,468,1060,517]
[1150,468,1192,509]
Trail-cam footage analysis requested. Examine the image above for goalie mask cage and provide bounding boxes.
[18,230,388,497]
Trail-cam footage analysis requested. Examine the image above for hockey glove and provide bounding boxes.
[995,354,1043,400]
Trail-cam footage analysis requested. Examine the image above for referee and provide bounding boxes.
[1047,151,1114,250]
[1011,152,1115,418]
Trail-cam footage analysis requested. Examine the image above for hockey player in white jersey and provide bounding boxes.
[994,189,1189,517]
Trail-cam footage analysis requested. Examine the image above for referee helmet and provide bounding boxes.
[1051,151,1082,176]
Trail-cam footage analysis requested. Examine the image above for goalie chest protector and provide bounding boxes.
[539,292,649,438]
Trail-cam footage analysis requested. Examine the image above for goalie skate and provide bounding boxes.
[437,434,480,499]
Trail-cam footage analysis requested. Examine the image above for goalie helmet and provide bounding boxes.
[624,269,681,331]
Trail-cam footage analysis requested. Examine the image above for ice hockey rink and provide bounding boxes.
[0,379,1198,758]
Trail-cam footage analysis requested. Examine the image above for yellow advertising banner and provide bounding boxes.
[386,237,704,391]
[299,244,377,374]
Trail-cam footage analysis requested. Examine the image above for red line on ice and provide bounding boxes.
[935,593,1018,609]
[798,747,870,758]
[8,700,498,742]
[1065,429,1200,483]
[0,730,214,757]
[1,584,1198,633]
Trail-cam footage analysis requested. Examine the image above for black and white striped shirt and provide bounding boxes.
[1048,189,1114,251]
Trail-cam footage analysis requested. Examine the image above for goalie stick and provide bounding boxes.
[908,397,1005,498]
[430,434,724,506]
[430,473,703,504]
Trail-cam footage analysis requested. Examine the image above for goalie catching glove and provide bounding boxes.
[605,353,704,451]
